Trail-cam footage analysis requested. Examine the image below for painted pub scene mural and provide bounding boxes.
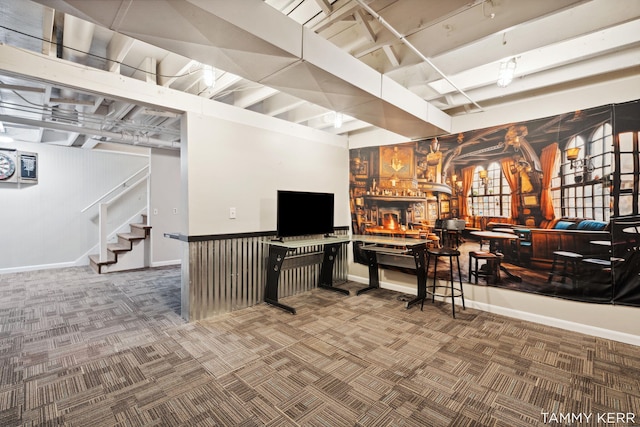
[349,100,640,307]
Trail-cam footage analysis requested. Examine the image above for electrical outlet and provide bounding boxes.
[229,207,237,219]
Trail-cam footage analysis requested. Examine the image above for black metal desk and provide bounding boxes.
[263,237,351,314]
[352,235,428,309]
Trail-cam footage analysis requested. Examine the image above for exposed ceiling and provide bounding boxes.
[0,0,638,151]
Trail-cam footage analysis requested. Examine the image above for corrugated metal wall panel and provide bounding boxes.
[185,230,348,320]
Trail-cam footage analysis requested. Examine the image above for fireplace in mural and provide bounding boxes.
[380,208,401,230]
[360,192,448,235]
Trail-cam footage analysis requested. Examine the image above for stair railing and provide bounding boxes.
[81,165,150,262]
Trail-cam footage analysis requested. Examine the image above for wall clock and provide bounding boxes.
[0,152,16,180]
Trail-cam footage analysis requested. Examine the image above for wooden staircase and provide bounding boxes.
[89,214,151,274]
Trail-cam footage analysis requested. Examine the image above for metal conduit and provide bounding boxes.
[355,0,484,112]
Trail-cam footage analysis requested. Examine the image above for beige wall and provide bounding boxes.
[181,112,350,236]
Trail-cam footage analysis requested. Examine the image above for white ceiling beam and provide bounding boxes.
[314,0,332,16]
[234,86,279,109]
[320,118,371,135]
[262,93,307,117]
[427,20,640,98]
[158,54,197,87]
[41,6,55,56]
[419,0,640,78]
[398,0,584,60]
[0,84,46,93]
[48,97,95,106]
[0,43,344,147]
[354,10,376,43]
[173,67,204,94]
[130,57,157,84]
[285,103,329,124]
[106,32,135,73]
[310,0,360,33]
[108,100,137,119]
[444,49,640,109]
[204,72,243,99]
[382,45,399,68]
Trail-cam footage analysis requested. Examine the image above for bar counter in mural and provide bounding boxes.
[349,99,640,307]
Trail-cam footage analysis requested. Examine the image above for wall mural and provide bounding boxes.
[350,99,640,307]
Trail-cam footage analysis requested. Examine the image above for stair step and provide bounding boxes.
[107,243,131,253]
[89,217,152,274]
[89,253,116,264]
[130,223,151,237]
[118,232,146,241]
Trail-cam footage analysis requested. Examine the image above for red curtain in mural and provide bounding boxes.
[460,166,475,218]
[540,142,558,221]
[500,158,519,219]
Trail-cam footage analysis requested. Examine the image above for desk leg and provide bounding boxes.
[405,243,428,309]
[264,245,296,314]
[356,242,380,295]
[318,243,350,295]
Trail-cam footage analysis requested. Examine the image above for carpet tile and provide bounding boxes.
[0,266,638,426]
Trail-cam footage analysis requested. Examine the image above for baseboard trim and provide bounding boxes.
[1,261,82,275]
[0,258,179,275]
[150,260,181,268]
[347,274,640,347]
[464,299,640,347]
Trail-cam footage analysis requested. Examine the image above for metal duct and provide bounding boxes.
[31,0,452,139]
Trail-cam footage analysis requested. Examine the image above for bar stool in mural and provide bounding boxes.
[468,250,500,284]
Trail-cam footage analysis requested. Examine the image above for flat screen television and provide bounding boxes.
[277,190,335,238]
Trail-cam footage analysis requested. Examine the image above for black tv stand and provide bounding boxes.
[263,237,350,314]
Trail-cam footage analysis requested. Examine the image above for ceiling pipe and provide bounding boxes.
[355,0,484,112]
[0,114,179,149]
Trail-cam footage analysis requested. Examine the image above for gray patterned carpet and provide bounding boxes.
[0,266,638,426]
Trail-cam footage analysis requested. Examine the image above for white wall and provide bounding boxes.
[0,141,148,272]
[349,73,640,149]
[181,112,349,236]
[149,148,181,266]
[450,74,640,134]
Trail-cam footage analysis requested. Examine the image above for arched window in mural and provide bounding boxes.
[618,130,640,216]
[551,146,562,220]
[590,123,613,220]
[469,163,511,217]
[551,123,612,221]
